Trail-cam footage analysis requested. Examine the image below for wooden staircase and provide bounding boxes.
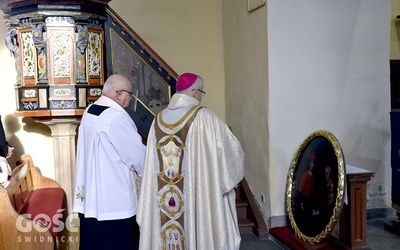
[235,178,269,239]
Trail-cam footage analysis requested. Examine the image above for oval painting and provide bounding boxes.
[286,130,346,243]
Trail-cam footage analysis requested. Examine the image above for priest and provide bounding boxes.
[137,72,245,249]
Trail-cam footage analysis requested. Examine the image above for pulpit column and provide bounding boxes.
[37,118,80,215]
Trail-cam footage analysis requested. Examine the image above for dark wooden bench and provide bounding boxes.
[0,154,66,250]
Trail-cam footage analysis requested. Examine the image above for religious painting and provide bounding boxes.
[104,7,178,137]
[110,30,171,115]
[286,130,346,243]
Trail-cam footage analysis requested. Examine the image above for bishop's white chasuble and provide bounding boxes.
[137,94,244,250]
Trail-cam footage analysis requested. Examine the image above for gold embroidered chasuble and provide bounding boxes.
[137,94,245,250]
[155,105,203,249]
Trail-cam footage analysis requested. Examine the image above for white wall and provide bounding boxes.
[268,0,392,217]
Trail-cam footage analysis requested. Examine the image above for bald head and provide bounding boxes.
[102,75,131,94]
[102,74,133,108]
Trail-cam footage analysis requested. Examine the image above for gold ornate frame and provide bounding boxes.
[286,130,345,243]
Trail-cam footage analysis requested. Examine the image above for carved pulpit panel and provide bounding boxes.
[1,1,108,117]
[19,27,36,86]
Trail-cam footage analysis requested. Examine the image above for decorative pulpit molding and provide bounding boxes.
[5,13,106,116]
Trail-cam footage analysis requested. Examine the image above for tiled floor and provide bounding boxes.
[59,216,400,249]
[366,218,400,250]
[240,217,400,250]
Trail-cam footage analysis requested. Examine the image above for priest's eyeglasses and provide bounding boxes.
[116,90,134,99]
[192,89,206,96]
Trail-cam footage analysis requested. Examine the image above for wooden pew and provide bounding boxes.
[0,154,66,250]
